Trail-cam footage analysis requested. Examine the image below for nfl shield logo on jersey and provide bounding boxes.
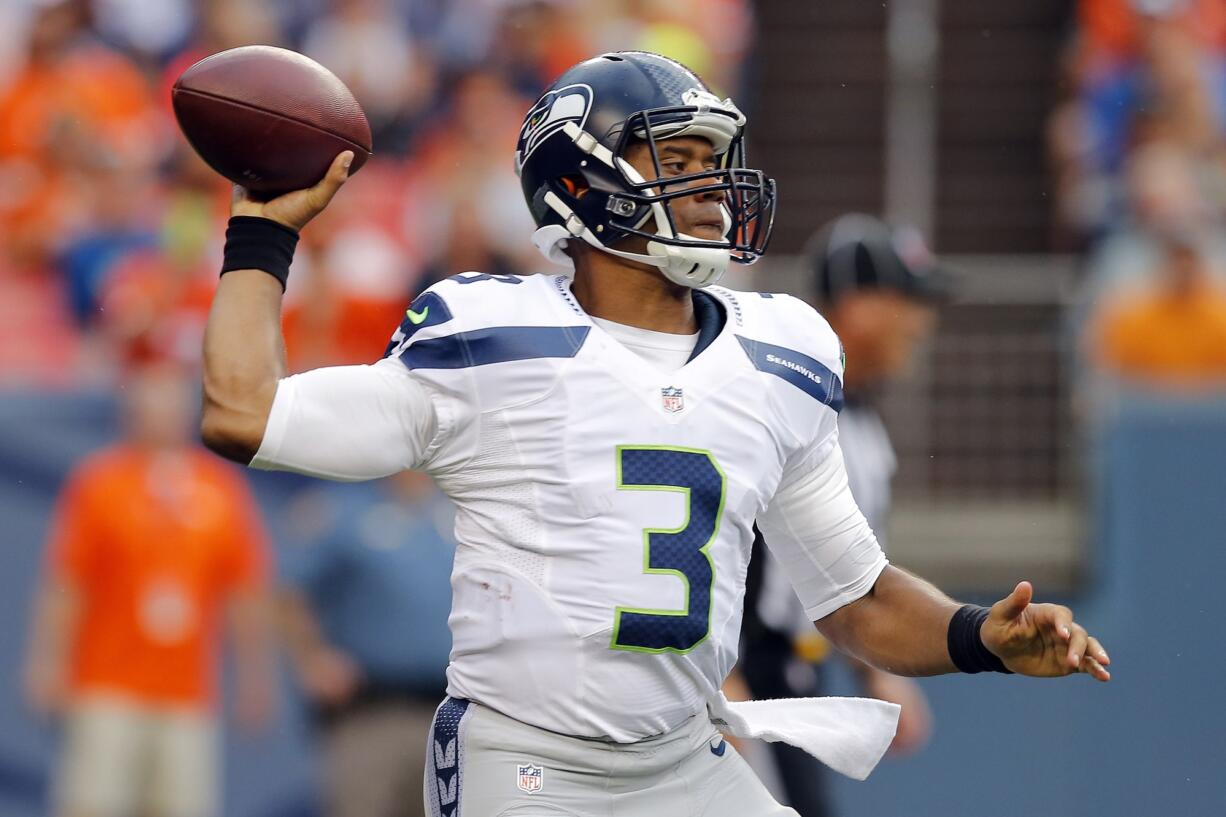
[516,763,543,794]
[661,386,685,413]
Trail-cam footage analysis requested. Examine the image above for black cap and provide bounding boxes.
[807,213,954,304]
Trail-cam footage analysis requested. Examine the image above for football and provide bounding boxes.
[171,45,372,197]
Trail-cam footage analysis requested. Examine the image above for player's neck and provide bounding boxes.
[571,255,697,335]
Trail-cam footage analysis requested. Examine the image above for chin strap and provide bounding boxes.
[536,190,731,289]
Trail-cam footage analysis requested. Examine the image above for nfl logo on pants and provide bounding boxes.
[517,763,543,794]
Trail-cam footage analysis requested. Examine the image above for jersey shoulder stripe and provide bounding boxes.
[402,325,591,370]
[381,273,586,416]
[735,335,844,411]
[383,273,580,361]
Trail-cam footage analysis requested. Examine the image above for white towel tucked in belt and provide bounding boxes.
[707,693,900,781]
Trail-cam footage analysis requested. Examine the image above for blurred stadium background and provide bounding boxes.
[1,0,1224,815]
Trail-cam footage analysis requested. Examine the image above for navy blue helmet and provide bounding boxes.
[515,52,776,288]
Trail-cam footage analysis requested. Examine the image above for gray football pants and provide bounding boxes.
[424,697,797,817]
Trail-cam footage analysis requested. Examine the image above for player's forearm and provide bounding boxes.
[201,270,287,463]
[815,565,960,677]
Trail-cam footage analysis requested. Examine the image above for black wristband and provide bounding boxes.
[220,216,299,291]
[947,604,1012,674]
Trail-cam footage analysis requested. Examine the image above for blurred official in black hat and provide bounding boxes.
[808,213,953,396]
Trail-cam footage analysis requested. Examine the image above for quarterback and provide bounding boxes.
[201,53,1110,817]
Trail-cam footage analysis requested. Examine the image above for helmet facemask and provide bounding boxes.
[530,89,776,289]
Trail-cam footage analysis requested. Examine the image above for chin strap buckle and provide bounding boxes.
[606,197,636,218]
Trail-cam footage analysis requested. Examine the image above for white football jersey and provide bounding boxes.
[371,272,884,740]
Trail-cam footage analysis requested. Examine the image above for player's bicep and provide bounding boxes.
[757,440,888,621]
[250,358,442,481]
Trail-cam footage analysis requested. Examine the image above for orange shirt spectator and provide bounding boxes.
[47,444,269,706]
[0,24,163,264]
[1090,245,1226,384]
[25,363,274,817]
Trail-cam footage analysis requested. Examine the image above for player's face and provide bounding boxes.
[830,290,937,387]
[623,136,727,243]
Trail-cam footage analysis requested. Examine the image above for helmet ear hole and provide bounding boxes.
[559,175,589,199]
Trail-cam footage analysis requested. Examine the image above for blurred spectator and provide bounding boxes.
[1088,237,1226,385]
[0,0,165,269]
[92,0,195,65]
[279,470,455,817]
[282,158,414,370]
[94,149,232,368]
[486,0,593,97]
[59,148,164,328]
[159,0,289,113]
[1080,0,1226,65]
[412,199,524,291]
[22,361,275,817]
[0,0,755,386]
[404,69,538,276]
[302,0,438,154]
[1051,0,1226,239]
[0,251,85,386]
[1079,138,1226,291]
[586,0,754,95]
[739,215,942,816]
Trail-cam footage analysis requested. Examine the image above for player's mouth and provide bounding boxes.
[689,220,727,241]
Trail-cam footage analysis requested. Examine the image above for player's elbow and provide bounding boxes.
[200,389,269,465]
[200,408,261,464]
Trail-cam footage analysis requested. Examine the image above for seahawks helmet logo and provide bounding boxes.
[516,83,593,167]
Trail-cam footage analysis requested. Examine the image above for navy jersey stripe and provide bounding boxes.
[401,326,590,370]
[427,697,470,817]
[735,335,844,412]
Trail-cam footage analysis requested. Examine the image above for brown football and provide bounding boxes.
[172,45,371,197]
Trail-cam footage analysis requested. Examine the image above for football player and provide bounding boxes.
[201,52,1110,817]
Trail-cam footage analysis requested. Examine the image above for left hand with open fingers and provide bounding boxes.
[980,581,1112,682]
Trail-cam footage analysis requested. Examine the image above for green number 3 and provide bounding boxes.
[611,446,727,654]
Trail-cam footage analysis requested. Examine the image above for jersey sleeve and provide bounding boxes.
[757,438,889,621]
[250,356,450,480]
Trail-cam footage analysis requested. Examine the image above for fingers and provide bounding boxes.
[1081,636,1111,681]
[1082,651,1112,682]
[310,151,354,207]
[1087,636,1110,666]
[1061,625,1112,681]
[1065,622,1089,670]
[991,580,1033,622]
[1083,657,1113,682]
[1052,608,1073,641]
